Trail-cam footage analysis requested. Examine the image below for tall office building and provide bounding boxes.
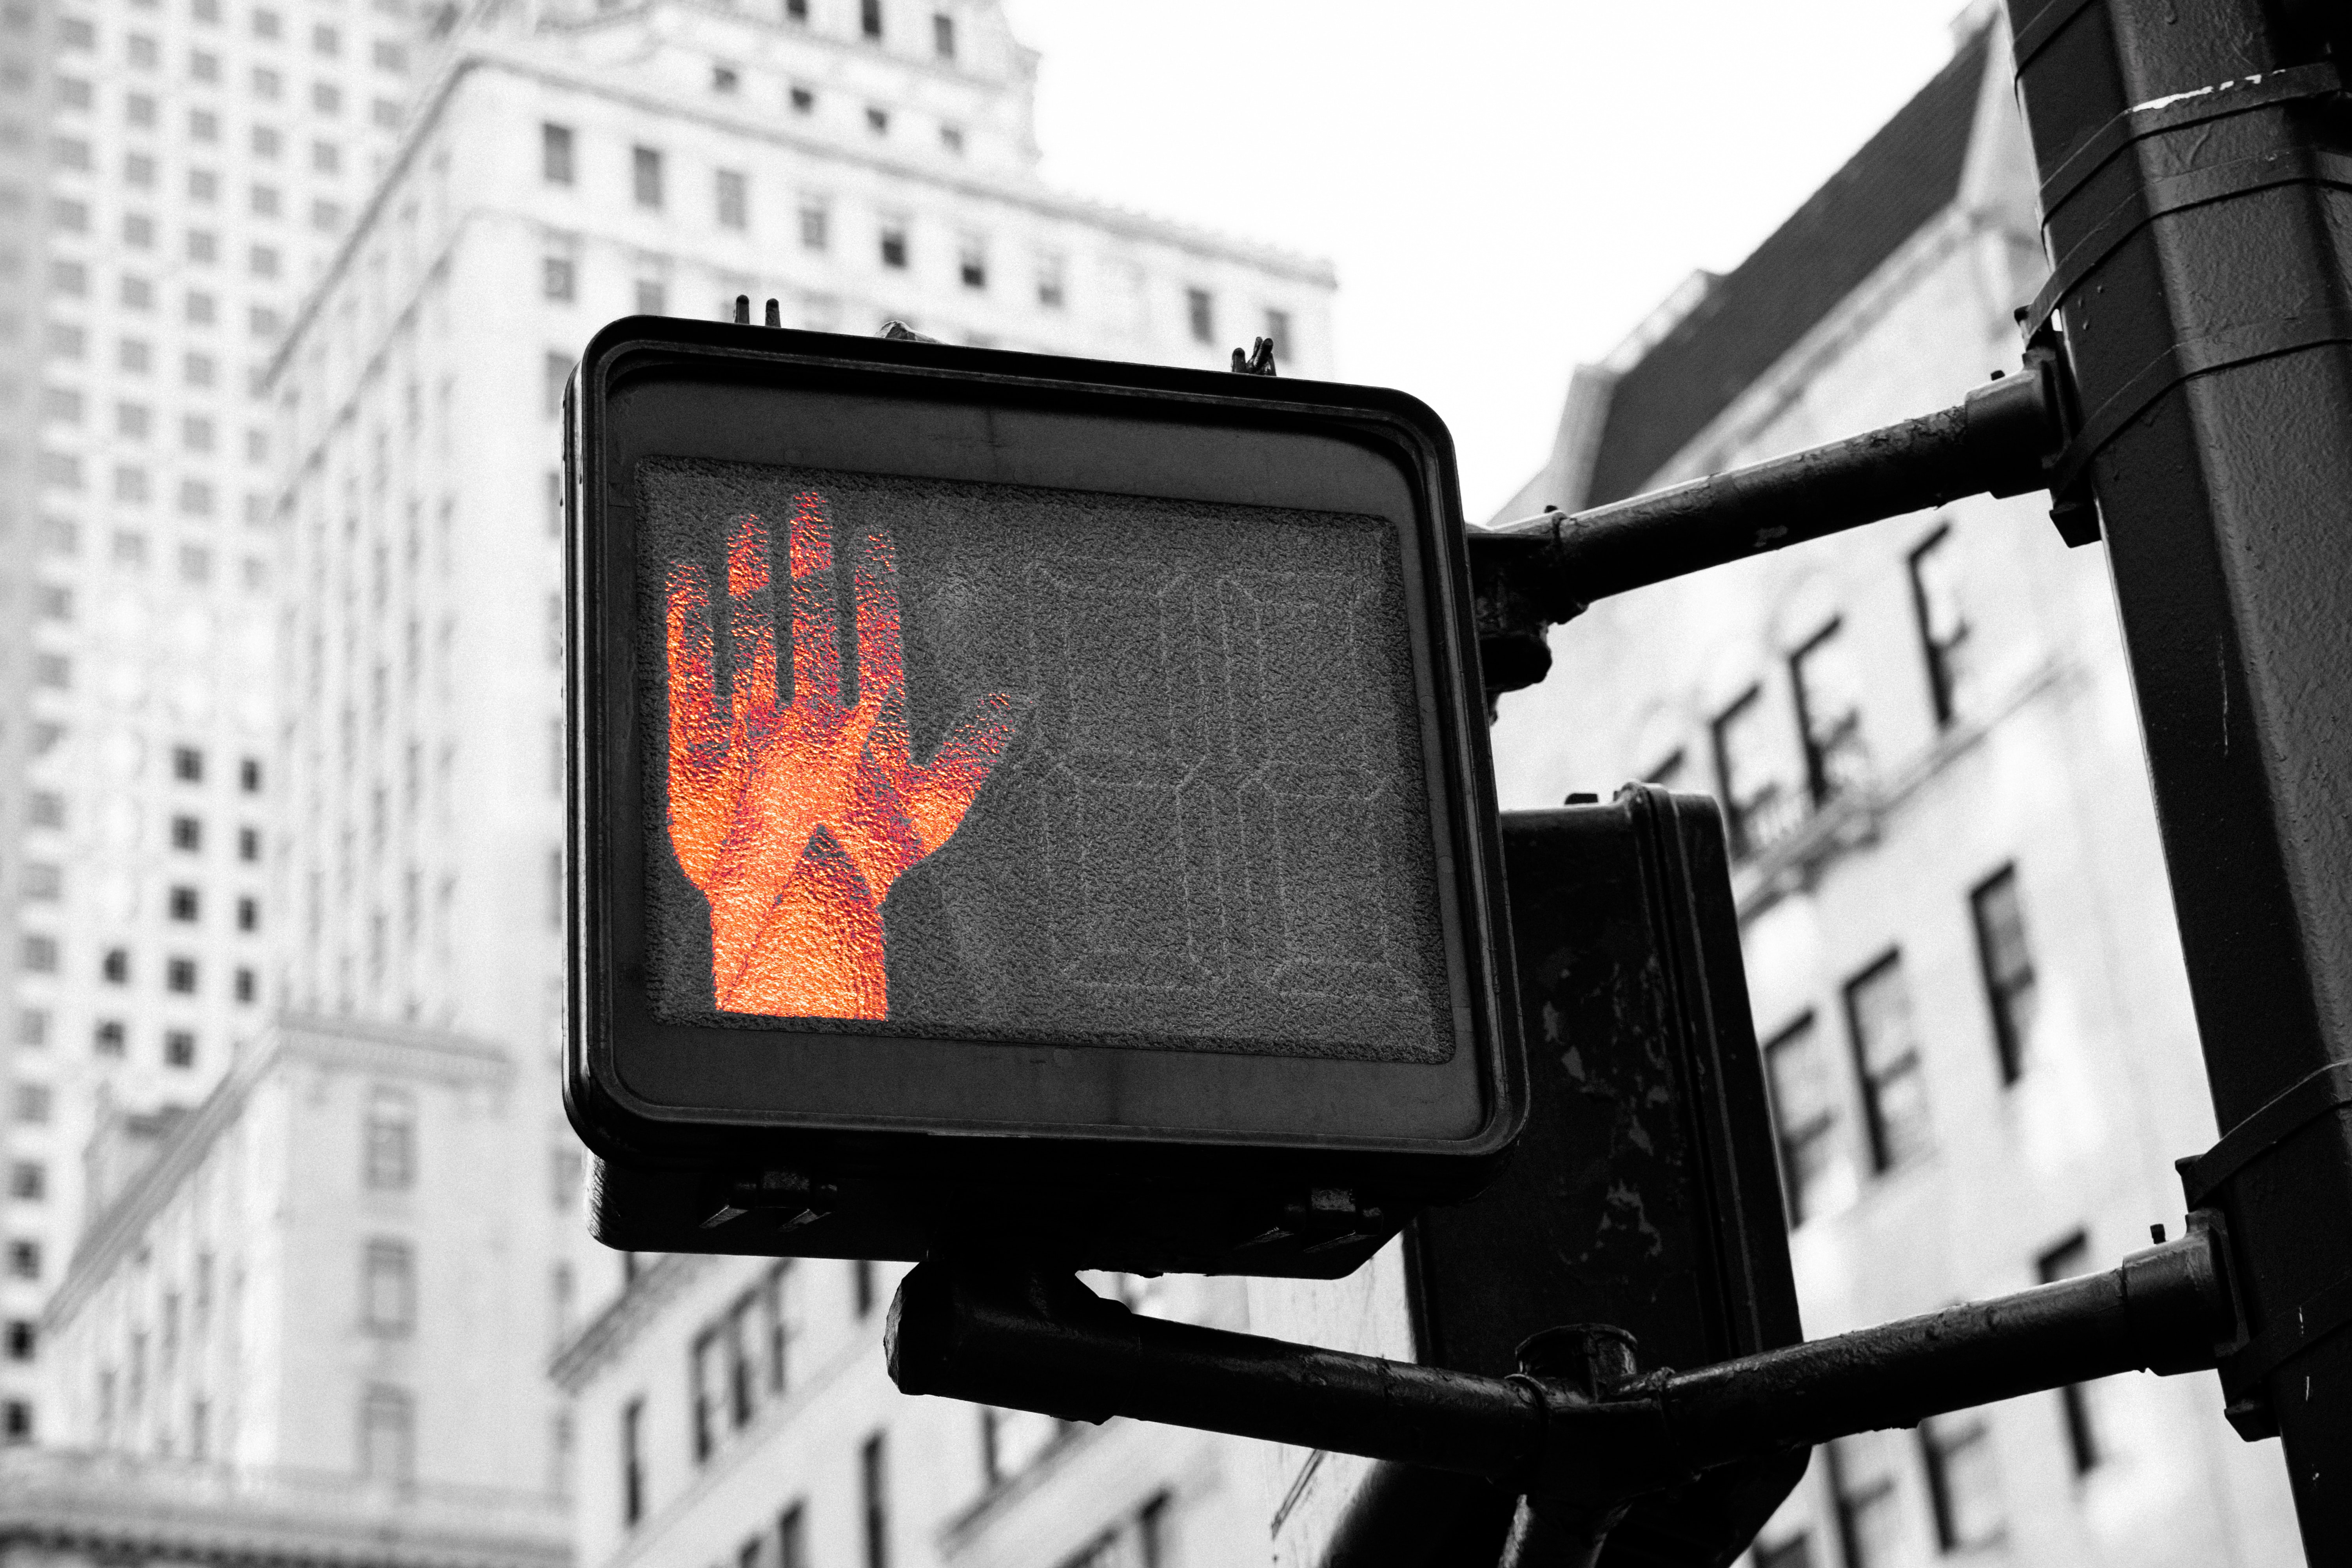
[30,0,1335,1552]
[1,0,434,1441]
[1478,14,2302,1567]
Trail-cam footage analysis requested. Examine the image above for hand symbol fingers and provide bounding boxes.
[788,491,840,708]
[854,526,904,713]
[724,513,778,731]
[665,559,730,887]
[904,691,1028,854]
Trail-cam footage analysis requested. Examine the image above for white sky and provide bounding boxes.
[1000,0,1982,521]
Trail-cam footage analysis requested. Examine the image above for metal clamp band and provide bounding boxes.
[2045,307,2352,498]
[2025,142,2352,342]
[2011,0,2101,71]
[2034,62,2342,232]
[2180,1062,2352,1210]
[2221,1265,2352,1398]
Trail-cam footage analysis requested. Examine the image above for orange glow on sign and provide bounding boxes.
[664,493,1023,1019]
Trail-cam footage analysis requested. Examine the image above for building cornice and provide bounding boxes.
[0,1449,568,1568]
[45,1014,512,1332]
[274,28,1332,386]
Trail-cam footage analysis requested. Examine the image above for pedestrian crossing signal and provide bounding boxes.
[565,319,1520,1277]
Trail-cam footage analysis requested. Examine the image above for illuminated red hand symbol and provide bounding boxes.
[665,493,1022,1019]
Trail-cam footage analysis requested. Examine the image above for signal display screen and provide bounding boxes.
[637,457,1456,1064]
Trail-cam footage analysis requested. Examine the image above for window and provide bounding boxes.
[980,1406,1065,1486]
[23,862,62,897]
[169,886,198,920]
[799,199,829,252]
[779,1504,806,1568]
[1710,685,1794,860]
[635,279,666,316]
[1036,253,1065,309]
[860,0,881,38]
[363,1239,415,1333]
[313,22,339,54]
[2038,1233,2102,1472]
[1825,1440,1902,1568]
[1185,287,1213,344]
[541,122,573,185]
[18,1013,49,1050]
[101,948,129,984]
[20,936,56,973]
[543,255,575,301]
[1844,952,1931,1174]
[172,744,202,781]
[4,1322,32,1361]
[550,1144,581,1210]
[164,1030,195,1068]
[789,84,813,113]
[7,1085,43,1125]
[622,1398,646,1525]
[632,145,663,208]
[95,1021,125,1056]
[365,1086,416,1189]
[716,169,748,230]
[1762,1014,1850,1226]
[358,1385,414,1484]
[9,1162,44,1201]
[853,1258,876,1317]
[240,826,261,860]
[7,1241,40,1279]
[865,105,889,135]
[933,11,954,56]
[236,968,257,1003]
[1789,619,1867,806]
[877,220,909,269]
[1971,865,2038,1085]
[958,238,985,290]
[1908,524,1969,726]
[726,1292,755,1428]
[762,1262,794,1393]
[861,1432,890,1568]
[939,124,964,154]
[167,956,197,993]
[1264,307,1293,364]
[691,1330,717,1461]
[711,62,737,93]
[1919,1414,2004,1550]
[2,1402,27,1442]
[241,757,263,792]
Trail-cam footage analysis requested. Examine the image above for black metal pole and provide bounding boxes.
[2001,4,2352,1558]
[887,1222,2233,1495]
[886,1264,1543,1481]
[1467,350,2071,699]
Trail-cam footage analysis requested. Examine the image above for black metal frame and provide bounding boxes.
[564,318,1527,1277]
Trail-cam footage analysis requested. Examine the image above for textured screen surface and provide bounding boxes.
[636,458,1454,1063]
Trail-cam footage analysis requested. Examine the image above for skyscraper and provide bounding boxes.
[31,0,1334,1545]
[3,0,433,1441]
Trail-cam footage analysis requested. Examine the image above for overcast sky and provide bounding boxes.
[999,0,1986,520]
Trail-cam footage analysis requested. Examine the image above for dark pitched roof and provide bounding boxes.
[1584,25,1993,505]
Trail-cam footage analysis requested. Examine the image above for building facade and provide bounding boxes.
[3,0,433,1440]
[25,1012,570,1561]
[1480,15,2302,1568]
[554,1257,1260,1568]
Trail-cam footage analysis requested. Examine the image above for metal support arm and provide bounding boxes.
[1470,338,2081,700]
[889,1215,2237,1563]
